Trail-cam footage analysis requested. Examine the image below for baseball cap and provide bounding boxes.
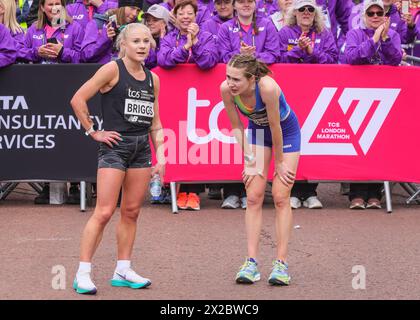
[293,0,316,10]
[364,0,384,14]
[143,4,170,24]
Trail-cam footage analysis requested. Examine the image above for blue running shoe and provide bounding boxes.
[268,260,291,286]
[235,258,260,284]
[110,268,151,289]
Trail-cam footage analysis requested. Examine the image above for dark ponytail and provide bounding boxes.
[228,54,271,81]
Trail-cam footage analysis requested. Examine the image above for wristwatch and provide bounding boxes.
[85,124,98,136]
[244,153,255,163]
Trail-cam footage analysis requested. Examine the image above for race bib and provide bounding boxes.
[124,99,154,125]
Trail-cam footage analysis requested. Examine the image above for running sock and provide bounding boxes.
[77,261,92,274]
[114,260,131,277]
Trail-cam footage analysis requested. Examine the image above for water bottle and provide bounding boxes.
[150,173,162,198]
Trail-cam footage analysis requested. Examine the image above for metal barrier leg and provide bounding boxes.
[0,183,18,200]
[384,181,392,213]
[80,181,86,212]
[170,182,178,214]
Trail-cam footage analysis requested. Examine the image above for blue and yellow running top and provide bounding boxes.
[234,83,291,126]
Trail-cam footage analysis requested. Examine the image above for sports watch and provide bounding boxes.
[85,124,98,136]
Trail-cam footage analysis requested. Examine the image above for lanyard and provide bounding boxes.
[236,18,255,47]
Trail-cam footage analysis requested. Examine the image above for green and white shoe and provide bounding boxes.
[110,268,151,289]
[73,272,97,295]
[268,260,291,286]
[235,258,261,284]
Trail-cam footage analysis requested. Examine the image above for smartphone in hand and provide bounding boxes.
[402,0,410,15]
[47,38,58,44]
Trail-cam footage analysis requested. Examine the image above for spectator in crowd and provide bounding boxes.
[0,0,28,62]
[217,0,279,64]
[278,0,337,209]
[383,0,416,44]
[270,0,293,32]
[201,0,234,37]
[66,0,117,28]
[198,0,215,15]
[23,0,85,63]
[314,0,353,50]
[16,0,34,29]
[0,22,16,67]
[80,0,142,63]
[157,0,219,69]
[256,0,279,18]
[161,0,211,28]
[344,0,402,209]
[143,3,169,69]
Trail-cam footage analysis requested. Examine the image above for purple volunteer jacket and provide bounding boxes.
[278,25,338,64]
[23,21,84,63]
[0,24,16,67]
[344,27,402,66]
[413,10,420,58]
[11,31,31,62]
[316,0,352,40]
[217,16,279,64]
[348,2,363,30]
[66,0,117,28]
[157,29,219,69]
[80,19,114,63]
[201,15,232,38]
[386,4,416,44]
[198,0,215,16]
[256,0,279,19]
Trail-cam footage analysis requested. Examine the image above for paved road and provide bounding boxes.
[0,183,419,300]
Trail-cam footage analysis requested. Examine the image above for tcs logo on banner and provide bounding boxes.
[301,88,400,156]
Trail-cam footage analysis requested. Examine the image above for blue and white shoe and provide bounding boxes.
[235,258,260,284]
[73,272,97,295]
[110,268,151,289]
[268,260,291,286]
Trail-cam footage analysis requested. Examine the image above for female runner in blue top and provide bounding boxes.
[220,54,301,286]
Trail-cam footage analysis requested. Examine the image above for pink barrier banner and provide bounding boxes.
[154,64,420,183]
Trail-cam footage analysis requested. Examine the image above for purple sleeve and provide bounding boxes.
[254,20,279,64]
[157,34,189,68]
[145,48,157,69]
[0,26,17,67]
[23,27,41,62]
[334,0,352,36]
[277,28,306,63]
[96,0,118,14]
[60,22,85,63]
[344,29,378,65]
[304,30,338,64]
[217,23,238,63]
[381,31,402,66]
[81,21,112,62]
[145,0,163,5]
[191,31,219,69]
[12,31,30,62]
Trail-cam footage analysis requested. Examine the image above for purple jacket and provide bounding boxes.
[201,15,232,39]
[66,0,117,28]
[278,25,338,64]
[198,0,215,16]
[157,29,219,69]
[413,10,420,58]
[0,24,16,67]
[344,27,402,66]
[386,4,416,44]
[348,2,363,30]
[80,19,113,63]
[217,17,279,64]
[11,31,31,62]
[256,0,279,19]
[316,0,352,41]
[23,21,84,63]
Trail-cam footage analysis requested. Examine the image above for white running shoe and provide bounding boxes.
[221,195,240,209]
[240,196,247,209]
[110,268,151,289]
[73,271,97,295]
[303,196,323,209]
[290,197,301,209]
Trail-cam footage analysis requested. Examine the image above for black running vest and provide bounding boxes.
[101,59,155,135]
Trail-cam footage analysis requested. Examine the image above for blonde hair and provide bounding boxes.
[36,0,72,29]
[284,5,325,33]
[116,23,157,58]
[0,0,23,34]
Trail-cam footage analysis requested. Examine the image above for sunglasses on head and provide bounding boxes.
[366,10,384,17]
[298,6,315,13]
